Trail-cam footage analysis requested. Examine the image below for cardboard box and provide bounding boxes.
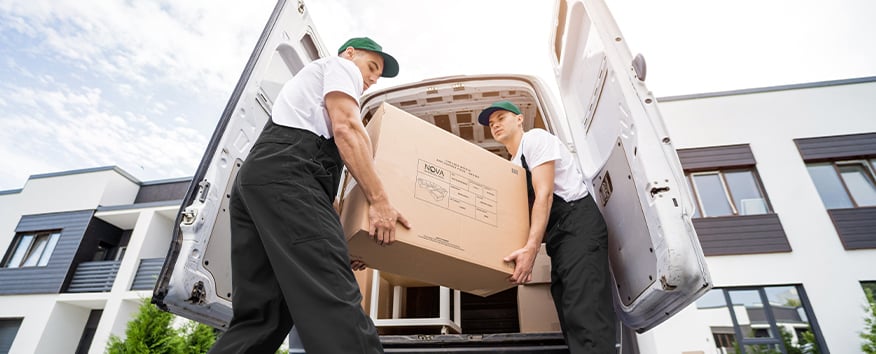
[518,243,561,333]
[340,103,530,297]
[353,268,392,318]
[529,243,551,284]
[518,284,561,333]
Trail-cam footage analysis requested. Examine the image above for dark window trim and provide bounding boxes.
[677,144,756,172]
[826,206,876,250]
[795,132,876,162]
[692,214,791,256]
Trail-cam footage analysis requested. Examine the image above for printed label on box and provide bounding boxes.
[414,159,498,226]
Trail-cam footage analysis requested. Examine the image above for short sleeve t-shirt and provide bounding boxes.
[510,129,589,202]
[270,56,364,138]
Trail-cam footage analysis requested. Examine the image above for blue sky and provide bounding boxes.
[1,0,875,191]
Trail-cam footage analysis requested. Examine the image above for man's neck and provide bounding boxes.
[504,131,524,158]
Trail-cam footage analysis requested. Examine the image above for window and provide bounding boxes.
[695,285,824,354]
[687,169,771,218]
[0,318,22,354]
[3,231,60,268]
[807,159,876,209]
[75,310,102,354]
[863,281,876,297]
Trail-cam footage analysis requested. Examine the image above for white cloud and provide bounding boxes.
[0,0,276,97]
[0,83,207,188]
[5,57,34,79]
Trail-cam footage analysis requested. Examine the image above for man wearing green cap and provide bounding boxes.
[208,37,405,353]
[478,100,616,353]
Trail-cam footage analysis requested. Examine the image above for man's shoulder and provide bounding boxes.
[524,128,557,143]
[306,56,352,71]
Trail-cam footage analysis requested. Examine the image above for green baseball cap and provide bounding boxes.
[337,37,399,78]
[477,100,522,126]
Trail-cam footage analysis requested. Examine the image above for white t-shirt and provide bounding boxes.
[271,56,364,138]
[511,129,589,202]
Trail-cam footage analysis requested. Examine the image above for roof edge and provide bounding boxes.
[657,76,876,102]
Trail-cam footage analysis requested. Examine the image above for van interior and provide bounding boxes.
[356,76,554,334]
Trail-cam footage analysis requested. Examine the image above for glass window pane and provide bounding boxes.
[728,289,775,339]
[685,177,700,218]
[695,289,726,309]
[22,235,49,267]
[764,286,821,353]
[5,235,34,268]
[692,173,733,217]
[724,170,768,215]
[697,286,823,353]
[743,344,781,353]
[806,163,853,209]
[839,164,876,207]
[37,233,61,266]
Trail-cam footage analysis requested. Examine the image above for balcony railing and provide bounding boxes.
[67,260,121,293]
[131,258,164,291]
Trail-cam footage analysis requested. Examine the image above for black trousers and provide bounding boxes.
[545,195,617,353]
[208,120,383,354]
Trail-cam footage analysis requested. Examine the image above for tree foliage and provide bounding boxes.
[106,298,217,354]
[863,287,876,354]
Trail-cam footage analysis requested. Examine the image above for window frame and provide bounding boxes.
[696,285,828,354]
[2,230,61,268]
[687,168,772,218]
[823,158,876,208]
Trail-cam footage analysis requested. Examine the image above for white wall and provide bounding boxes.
[33,302,90,353]
[656,80,876,353]
[90,296,144,354]
[99,171,142,207]
[17,170,138,215]
[0,295,59,354]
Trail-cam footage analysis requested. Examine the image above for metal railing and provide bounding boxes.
[131,258,164,291]
[67,260,121,293]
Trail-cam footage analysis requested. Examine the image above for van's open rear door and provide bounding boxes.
[551,0,711,332]
[152,0,327,329]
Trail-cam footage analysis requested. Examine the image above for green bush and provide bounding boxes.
[106,298,217,354]
[863,288,876,354]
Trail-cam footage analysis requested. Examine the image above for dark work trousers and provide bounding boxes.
[521,156,616,353]
[209,119,383,354]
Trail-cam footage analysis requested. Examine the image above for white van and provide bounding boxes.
[153,0,711,351]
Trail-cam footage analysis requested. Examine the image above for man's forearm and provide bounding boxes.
[333,120,387,204]
[526,193,551,248]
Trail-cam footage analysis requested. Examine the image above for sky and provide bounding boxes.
[1,0,874,191]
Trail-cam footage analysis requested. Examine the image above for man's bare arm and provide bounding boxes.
[505,161,555,284]
[325,91,410,244]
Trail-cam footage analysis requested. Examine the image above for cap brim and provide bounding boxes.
[378,52,399,78]
[477,107,505,126]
